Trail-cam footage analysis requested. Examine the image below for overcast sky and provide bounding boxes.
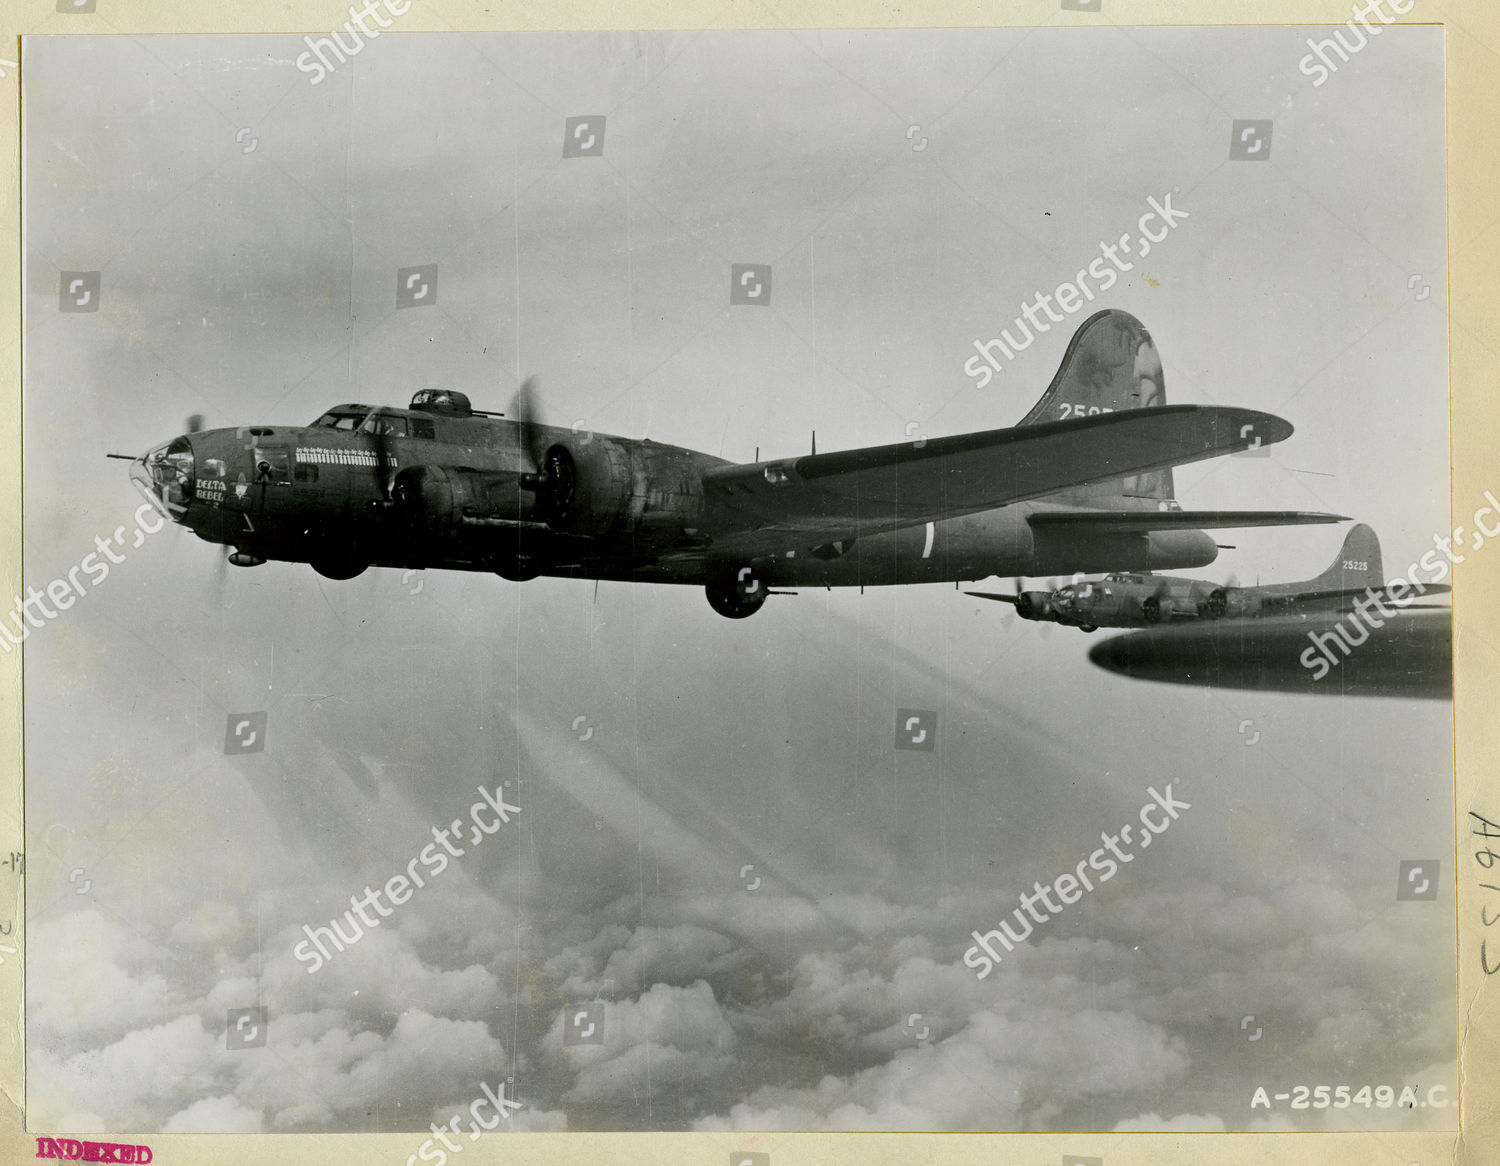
[22,27,1453,1133]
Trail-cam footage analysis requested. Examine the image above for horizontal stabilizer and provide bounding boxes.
[1027,509,1349,532]
[1275,583,1451,607]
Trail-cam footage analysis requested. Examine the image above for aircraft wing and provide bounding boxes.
[1027,509,1349,532]
[701,405,1293,560]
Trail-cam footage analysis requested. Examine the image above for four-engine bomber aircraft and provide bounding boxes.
[122,310,1345,617]
[970,524,1446,632]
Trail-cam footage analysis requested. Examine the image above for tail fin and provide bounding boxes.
[1305,523,1383,593]
[1019,309,1173,504]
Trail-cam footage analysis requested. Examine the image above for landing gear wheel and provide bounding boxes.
[493,555,543,582]
[485,534,544,582]
[311,553,367,581]
[705,566,768,619]
[1079,624,1098,633]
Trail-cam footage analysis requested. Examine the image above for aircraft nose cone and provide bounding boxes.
[130,433,196,520]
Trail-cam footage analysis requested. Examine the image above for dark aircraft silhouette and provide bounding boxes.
[968,524,1435,632]
[1087,610,1452,699]
[122,310,1343,618]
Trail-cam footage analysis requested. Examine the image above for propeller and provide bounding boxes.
[510,376,574,520]
[1136,573,1174,622]
[510,376,547,469]
[966,591,1020,605]
[1016,576,1054,595]
[1204,572,1239,618]
[213,542,231,606]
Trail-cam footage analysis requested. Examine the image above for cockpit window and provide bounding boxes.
[311,410,371,430]
[360,413,408,437]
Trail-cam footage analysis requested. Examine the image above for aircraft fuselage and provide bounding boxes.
[132,401,1218,593]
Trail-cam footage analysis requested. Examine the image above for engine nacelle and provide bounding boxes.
[392,465,534,528]
[538,437,706,543]
[1015,591,1057,621]
[1206,588,1262,619]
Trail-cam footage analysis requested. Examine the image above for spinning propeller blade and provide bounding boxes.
[509,376,548,468]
